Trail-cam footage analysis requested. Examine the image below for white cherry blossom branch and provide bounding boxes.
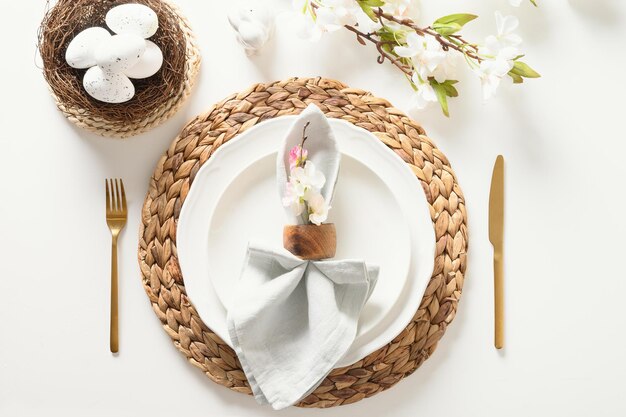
[294,0,540,117]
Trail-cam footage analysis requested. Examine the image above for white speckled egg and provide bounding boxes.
[124,40,163,79]
[83,66,135,103]
[65,27,111,69]
[106,4,158,38]
[94,33,146,73]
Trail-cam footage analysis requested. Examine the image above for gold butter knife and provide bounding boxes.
[489,155,505,349]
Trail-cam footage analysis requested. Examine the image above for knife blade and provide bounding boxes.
[489,155,504,349]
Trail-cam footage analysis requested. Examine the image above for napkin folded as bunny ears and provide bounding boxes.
[276,104,340,224]
[226,104,379,409]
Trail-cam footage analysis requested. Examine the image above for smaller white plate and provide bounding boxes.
[178,117,435,367]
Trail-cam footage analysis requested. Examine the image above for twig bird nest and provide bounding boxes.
[38,0,200,138]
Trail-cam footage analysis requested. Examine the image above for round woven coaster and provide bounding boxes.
[40,0,201,138]
[138,77,468,408]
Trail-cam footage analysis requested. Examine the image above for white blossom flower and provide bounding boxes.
[475,11,523,99]
[320,0,362,27]
[294,11,324,41]
[395,32,446,80]
[496,11,522,44]
[382,0,413,17]
[354,9,383,33]
[282,161,327,218]
[480,11,522,58]
[431,53,458,83]
[409,73,438,110]
[292,0,310,13]
[292,0,322,40]
[292,161,326,190]
[475,57,515,100]
[282,182,305,216]
[293,0,380,40]
[306,190,330,225]
[317,0,381,33]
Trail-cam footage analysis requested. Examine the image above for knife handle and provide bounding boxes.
[494,252,504,349]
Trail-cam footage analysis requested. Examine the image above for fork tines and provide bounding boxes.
[105,178,127,216]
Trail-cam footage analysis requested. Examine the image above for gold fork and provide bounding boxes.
[105,179,127,353]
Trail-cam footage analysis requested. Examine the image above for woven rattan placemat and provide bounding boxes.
[138,77,468,408]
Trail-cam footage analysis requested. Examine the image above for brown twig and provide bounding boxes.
[297,121,311,168]
[449,34,479,52]
[343,24,412,76]
[311,3,483,81]
[300,121,310,148]
[373,8,483,62]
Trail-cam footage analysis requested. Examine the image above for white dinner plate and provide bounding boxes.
[177,116,435,367]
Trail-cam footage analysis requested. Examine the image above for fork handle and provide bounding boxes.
[110,236,119,353]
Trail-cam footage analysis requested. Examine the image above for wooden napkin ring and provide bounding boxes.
[283,223,336,260]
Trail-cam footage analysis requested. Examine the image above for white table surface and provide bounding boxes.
[2,0,625,415]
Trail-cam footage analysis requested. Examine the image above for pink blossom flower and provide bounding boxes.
[288,145,308,170]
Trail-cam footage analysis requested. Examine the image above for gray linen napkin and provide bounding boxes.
[226,104,379,409]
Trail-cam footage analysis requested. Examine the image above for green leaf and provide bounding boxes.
[434,13,478,28]
[430,80,450,117]
[429,79,460,116]
[377,26,398,42]
[530,0,538,7]
[510,61,541,78]
[508,71,524,84]
[432,22,462,36]
[358,0,385,6]
[441,80,459,97]
[357,0,384,20]
[358,5,376,21]
[381,42,394,55]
